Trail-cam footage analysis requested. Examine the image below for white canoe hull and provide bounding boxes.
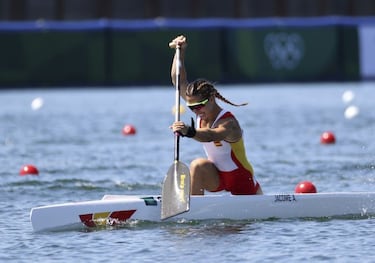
[30,192,375,232]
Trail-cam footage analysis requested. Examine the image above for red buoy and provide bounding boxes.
[122,124,136,135]
[320,131,335,144]
[19,164,39,176]
[295,181,317,194]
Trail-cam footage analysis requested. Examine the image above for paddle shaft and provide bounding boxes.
[160,46,190,220]
[174,47,181,162]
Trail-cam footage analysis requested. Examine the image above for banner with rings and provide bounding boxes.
[224,26,340,82]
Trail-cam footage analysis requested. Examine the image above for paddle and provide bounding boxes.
[161,46,191,220]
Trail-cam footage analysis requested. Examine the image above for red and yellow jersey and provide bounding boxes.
[197,110,254,174]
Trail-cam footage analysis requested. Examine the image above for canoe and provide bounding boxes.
[30,192,375,232]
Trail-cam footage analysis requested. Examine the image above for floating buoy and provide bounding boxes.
[342,90,355,104]
[122,124,136,135]
[344,105,359,119]
[31,97,44,111]
[171,105,186,115]
[19,164,39,176]
[320,131,336,144]
[295,181,317,194]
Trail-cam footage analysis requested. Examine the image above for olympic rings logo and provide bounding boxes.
[264,32,305,70]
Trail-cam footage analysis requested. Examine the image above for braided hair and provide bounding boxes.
[186,79,247,107]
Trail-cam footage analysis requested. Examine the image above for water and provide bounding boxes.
[1,82,375,262]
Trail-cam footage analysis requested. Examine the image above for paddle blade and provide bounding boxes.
[161,161,190,220]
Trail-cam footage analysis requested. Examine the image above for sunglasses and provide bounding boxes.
[186,98,209,111]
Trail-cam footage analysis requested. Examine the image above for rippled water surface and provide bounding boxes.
[1,82,375,262]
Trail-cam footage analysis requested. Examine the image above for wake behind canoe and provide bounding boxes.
[30,192,375,232]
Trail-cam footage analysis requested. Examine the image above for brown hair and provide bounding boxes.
[186,79,247,107]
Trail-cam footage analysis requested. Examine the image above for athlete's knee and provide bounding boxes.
[190,158,210,171]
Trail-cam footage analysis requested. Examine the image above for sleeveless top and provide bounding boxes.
[197,110,254,174]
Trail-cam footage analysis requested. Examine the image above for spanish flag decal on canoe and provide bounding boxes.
[79,210,136,227]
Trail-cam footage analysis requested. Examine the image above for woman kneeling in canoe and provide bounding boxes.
[169,35,263,196]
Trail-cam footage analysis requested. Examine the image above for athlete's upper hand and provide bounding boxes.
[169,35,187,50]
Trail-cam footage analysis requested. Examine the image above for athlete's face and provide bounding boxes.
[186,95,214,121]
